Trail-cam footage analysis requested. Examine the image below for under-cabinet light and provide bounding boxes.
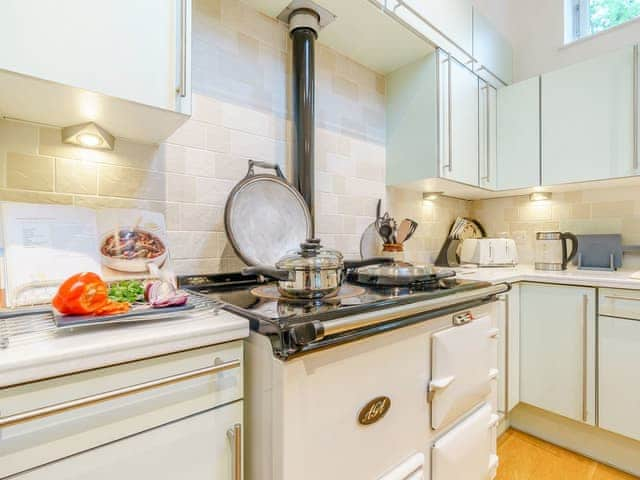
[529,191,552,202]
[62,122,115,150]
[422,191,443,202]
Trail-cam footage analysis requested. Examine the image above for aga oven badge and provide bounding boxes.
[358,396,391,425]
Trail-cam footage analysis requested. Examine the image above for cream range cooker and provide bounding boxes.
[182,273,509,480]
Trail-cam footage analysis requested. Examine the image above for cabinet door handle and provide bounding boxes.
[227,423,242,480]
[447,56,453,172]
[634,45,638,171]
[582,294,588,423]
[480,84,490,182]
[0,359,241,428]
[177,0,188,98]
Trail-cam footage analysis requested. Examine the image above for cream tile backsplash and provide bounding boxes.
[471,187,640,265]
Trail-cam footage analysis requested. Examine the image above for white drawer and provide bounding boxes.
[0,341,243,477]
[599,288,640,320]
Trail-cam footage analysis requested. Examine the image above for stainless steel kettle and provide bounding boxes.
[534,231,579,271]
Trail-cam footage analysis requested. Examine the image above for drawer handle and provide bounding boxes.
[0,359,240,428]
[603,295,640,302]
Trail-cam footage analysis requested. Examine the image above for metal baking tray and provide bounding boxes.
[54,303,196,329]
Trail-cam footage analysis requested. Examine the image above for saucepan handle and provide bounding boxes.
[344,257,394,270]
[246,160,285,179]
[242,265,290,282]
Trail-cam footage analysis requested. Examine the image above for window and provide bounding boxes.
[566,0,640,42]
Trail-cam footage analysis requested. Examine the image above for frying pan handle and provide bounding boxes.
[246,160,285,179]
[242,265,290,282]
[344,257,394,270]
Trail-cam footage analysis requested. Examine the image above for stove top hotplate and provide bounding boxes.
[179,272,508,359]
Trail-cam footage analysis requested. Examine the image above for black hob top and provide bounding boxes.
[178,272,500,359]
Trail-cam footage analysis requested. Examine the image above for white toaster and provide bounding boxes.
[459,238,518,267]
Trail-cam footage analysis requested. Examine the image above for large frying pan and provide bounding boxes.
[224,160,313,267]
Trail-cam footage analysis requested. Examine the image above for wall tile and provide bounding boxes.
[98,165,165,200]
[167,173,197,202]
[0,189,73,205]
[6,153,54,191]
[55,158,98,195]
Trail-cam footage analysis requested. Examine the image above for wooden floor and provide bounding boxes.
[496,429,639,479]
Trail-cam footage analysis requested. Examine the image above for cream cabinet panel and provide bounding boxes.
[541,47,634,185]
[497,77,540,190]
[0,342,243,478]
[599,315,640,441]
[12,402,243,480]
[497,285,519,414]
[520,283,596,425]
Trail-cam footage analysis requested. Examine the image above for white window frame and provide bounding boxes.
[565,0,640,44]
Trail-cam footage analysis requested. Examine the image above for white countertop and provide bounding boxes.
[0,309,249,388]
[453,264,640,290]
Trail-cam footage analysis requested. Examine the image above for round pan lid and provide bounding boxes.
[224,161,312,267]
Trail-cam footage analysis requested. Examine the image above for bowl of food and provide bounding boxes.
[100,228,168,272]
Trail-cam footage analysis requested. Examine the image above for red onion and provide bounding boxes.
[145,280,188,308]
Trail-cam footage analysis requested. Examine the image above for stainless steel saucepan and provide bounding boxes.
[242,238,392,299]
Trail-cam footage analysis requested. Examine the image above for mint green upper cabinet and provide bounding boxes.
[0,0,190,113]
[497,77,541,190]
[386,51,480,188]
[541,46,635,185]
[442,57,479,186]
[386,54,439,186]
[472,9,513,85]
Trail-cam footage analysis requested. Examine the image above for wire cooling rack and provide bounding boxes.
[0,293,221,350]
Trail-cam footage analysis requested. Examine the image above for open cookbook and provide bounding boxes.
[0,202,170,307]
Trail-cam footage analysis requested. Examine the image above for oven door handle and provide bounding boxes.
[427,375,455,402]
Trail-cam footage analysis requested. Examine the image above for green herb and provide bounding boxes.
[108,280,144,303]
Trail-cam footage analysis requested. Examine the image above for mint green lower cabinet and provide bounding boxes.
[599,315,640,441]
[496,76,540,190]
[541,46,635,185]
[520,283,596,425]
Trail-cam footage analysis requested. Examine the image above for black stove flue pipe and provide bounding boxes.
[290,10,318,236]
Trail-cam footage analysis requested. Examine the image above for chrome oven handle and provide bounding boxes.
[0,359,240,428]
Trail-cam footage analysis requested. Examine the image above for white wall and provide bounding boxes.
[477,0,640,82]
